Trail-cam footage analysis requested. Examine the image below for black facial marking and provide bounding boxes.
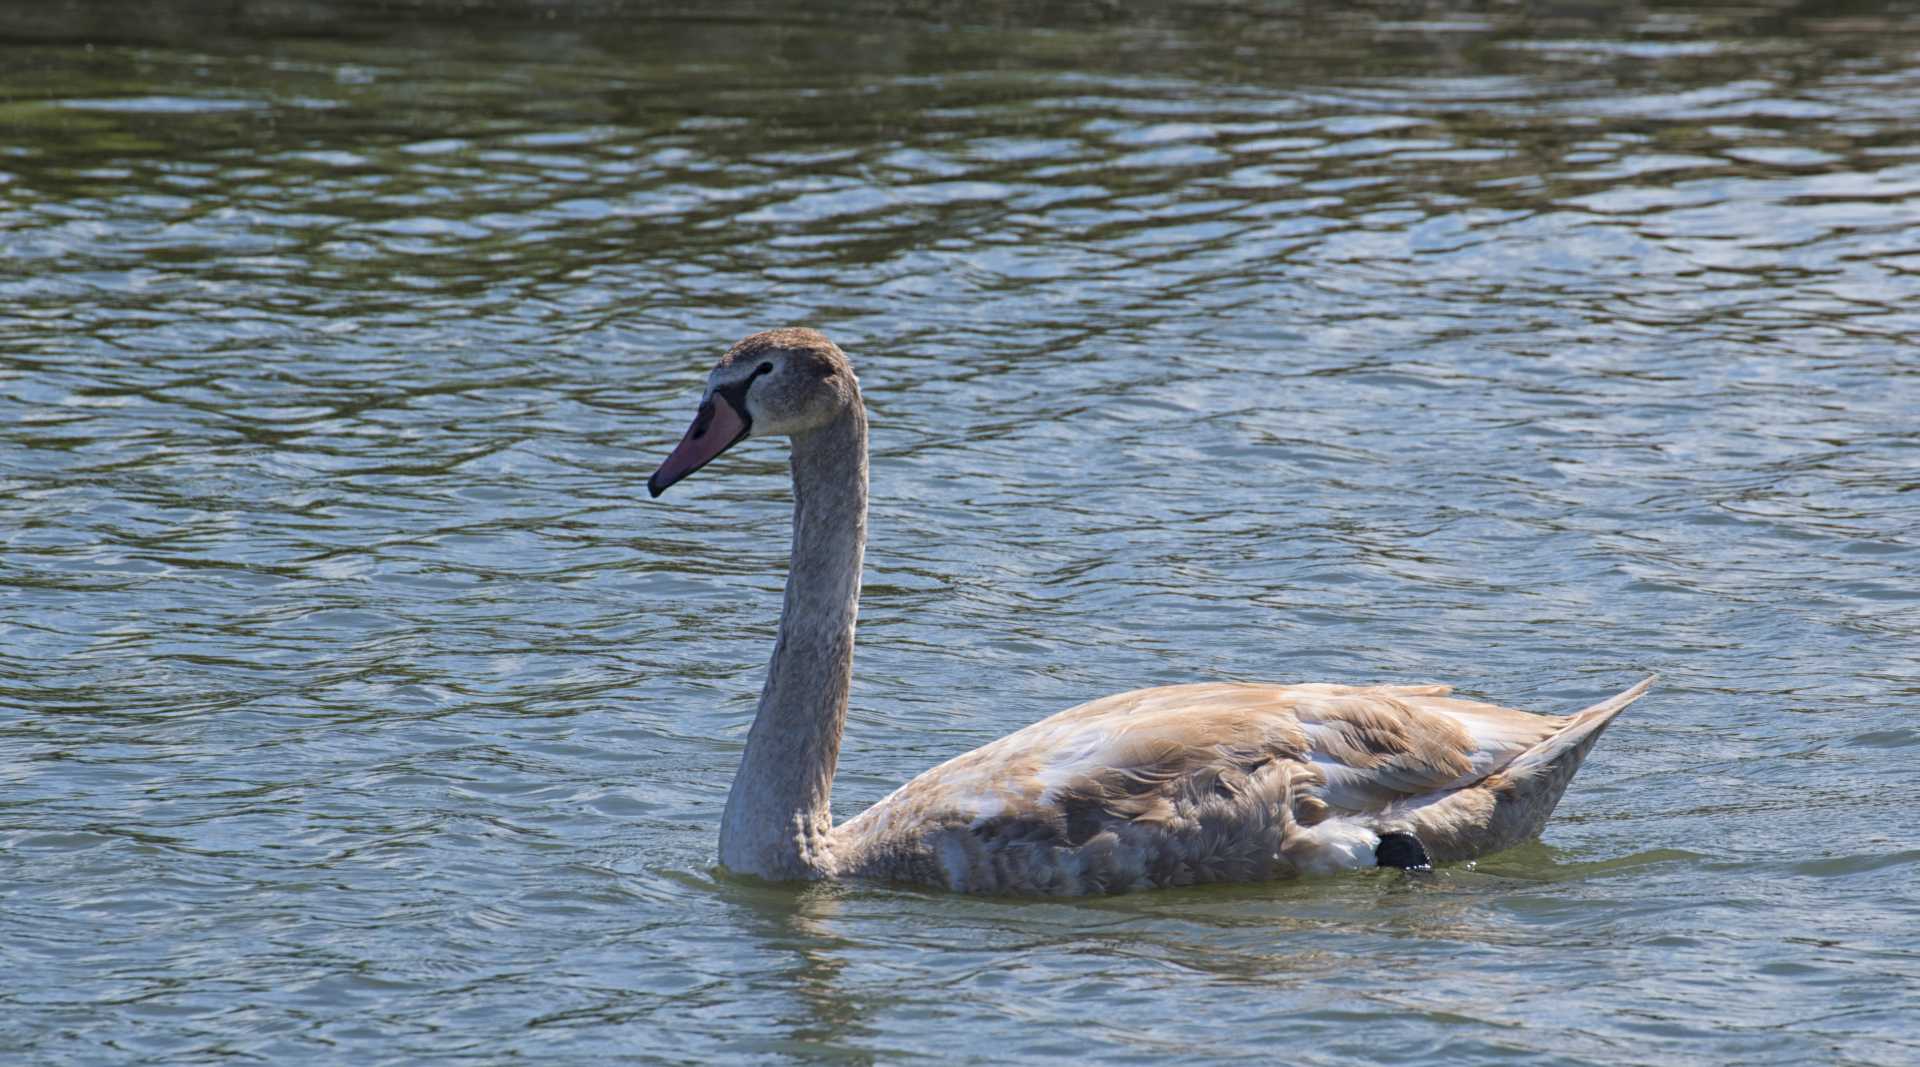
[687,399,716,440]
[713,360,775,424]
[1375,830,1432,871]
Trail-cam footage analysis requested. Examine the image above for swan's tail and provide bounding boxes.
[1500,674,1655,783]
[1402,676,1655,863]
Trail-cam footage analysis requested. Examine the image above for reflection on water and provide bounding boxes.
[3,1,1918,1063]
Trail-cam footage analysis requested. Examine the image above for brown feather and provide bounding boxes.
[827,679,1651,894]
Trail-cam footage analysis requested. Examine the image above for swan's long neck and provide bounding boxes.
[717,404,867,879]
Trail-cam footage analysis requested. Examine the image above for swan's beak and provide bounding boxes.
[648,394,750,498]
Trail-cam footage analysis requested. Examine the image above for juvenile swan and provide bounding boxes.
[649,328,1652,895]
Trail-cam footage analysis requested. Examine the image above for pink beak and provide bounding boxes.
[648,393,750,497]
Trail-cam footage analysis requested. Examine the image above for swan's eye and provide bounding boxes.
[757,361,774,375]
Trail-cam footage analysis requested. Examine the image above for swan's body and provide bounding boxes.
[650,328,1651,896]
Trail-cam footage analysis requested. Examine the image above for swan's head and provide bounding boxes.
[647,327,858,497]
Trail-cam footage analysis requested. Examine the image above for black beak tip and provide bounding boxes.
[647,474,666,498]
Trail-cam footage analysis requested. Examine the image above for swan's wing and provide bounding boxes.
[836,682,1569,890]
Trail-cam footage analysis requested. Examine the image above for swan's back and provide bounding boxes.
[830,680,1647,895]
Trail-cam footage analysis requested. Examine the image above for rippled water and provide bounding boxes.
[5,2,1919,1063]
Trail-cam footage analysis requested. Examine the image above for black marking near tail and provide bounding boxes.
[1375,831,1432,871]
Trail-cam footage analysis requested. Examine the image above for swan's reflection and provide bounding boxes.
[717,876,876,1062]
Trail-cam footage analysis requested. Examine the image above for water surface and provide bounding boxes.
[3,2,1918,1063]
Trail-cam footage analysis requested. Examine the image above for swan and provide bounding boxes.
[648,327,1653,895]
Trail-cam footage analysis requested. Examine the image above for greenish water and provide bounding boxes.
[4,2,1918,1063]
